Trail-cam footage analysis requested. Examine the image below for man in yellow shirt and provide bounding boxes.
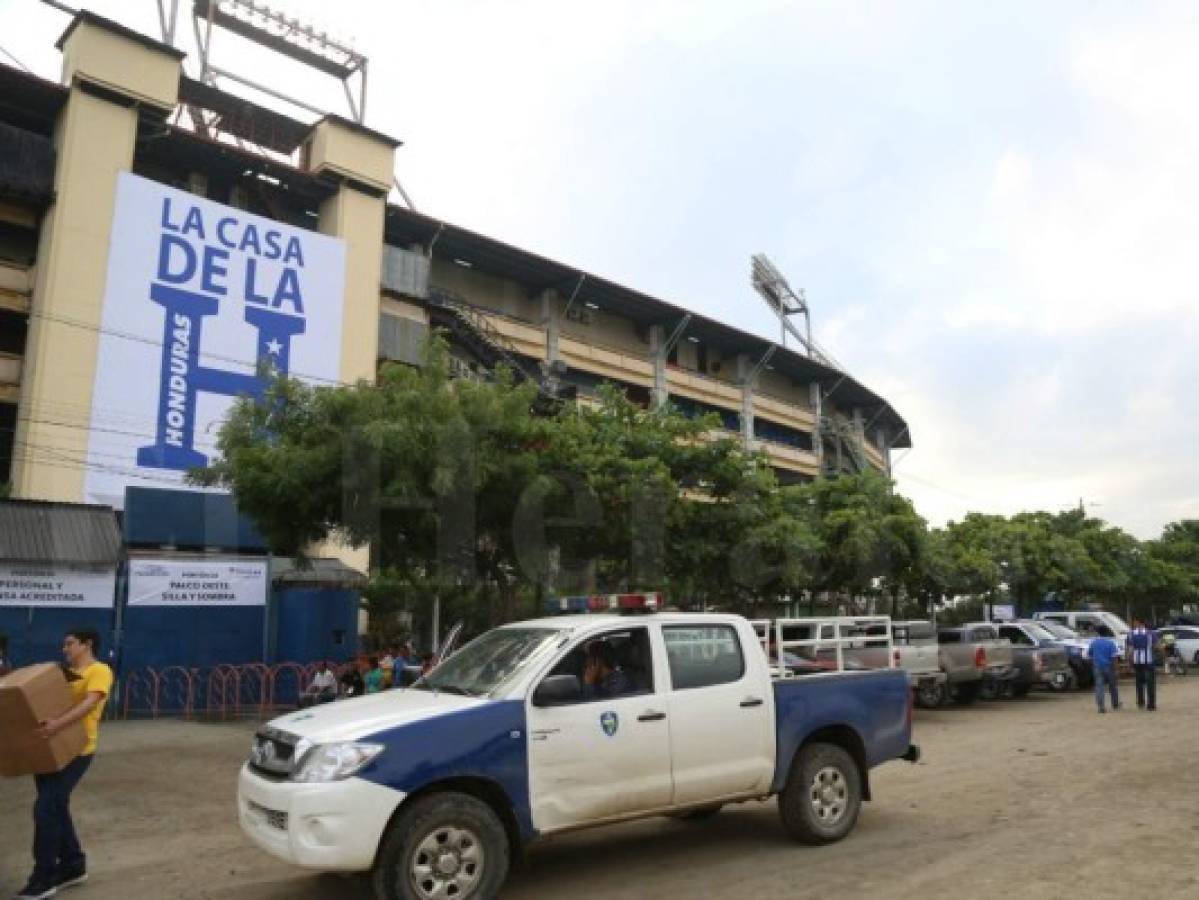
[15,627,113,900]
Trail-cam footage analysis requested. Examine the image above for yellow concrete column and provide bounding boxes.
[303,115,400,587]
[305,115,400,385]
[11,12,182,502]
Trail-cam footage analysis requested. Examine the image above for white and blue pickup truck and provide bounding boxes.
[238,603,919,900]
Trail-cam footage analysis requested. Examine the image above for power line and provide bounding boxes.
[26,306,354,388]
[0,42,33,73]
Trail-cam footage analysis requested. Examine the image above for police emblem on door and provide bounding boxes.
[600,711,619,737]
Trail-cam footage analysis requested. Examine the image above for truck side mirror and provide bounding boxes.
[534,674,582,706]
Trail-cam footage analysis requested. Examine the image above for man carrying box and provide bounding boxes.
[14,628,113,900]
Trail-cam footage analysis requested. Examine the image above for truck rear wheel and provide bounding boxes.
[914,680,946,708]
[778,742,862,845]
[373,792,509,900]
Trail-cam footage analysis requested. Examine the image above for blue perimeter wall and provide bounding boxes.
[2,585,359,672]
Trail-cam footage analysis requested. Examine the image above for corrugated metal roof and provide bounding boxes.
[272,557,367,588]
[0,500,122,566]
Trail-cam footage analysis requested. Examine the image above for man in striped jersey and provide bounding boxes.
[1126,617,1157,711]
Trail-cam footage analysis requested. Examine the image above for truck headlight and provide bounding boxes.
[291,741,384,783]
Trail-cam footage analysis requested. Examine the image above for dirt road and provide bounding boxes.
[3,679,1198,899]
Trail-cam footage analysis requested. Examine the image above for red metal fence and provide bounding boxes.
[118,662,326,720]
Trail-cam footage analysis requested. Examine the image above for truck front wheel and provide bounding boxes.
[373,792,509,900]
[778,742,862,844]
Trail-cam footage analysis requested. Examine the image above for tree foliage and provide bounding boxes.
[197,339,1199,633]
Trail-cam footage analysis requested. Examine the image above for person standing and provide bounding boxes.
[1127,617,1157,711]
[1086,631,1120,714]
[380,649,398,689]
[363,657,384,694]
[16,627,114,900]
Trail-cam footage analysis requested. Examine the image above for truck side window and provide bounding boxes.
[663,625,745,690]
[1000,627,1031,646]
[541,627,654,703]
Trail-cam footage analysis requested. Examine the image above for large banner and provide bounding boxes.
[84,172,346,508]
[127,558,268,607]
[0,565,117,609]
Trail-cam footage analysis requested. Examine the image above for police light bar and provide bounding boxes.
[545,592,662,614]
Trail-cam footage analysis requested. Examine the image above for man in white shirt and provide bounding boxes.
[300,661,338,707]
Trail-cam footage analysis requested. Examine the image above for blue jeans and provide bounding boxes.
[32,753,93,881]
[1093,664,1118,710]
[1134,664,1156,709]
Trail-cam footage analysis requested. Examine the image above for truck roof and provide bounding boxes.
[502,612,749,632]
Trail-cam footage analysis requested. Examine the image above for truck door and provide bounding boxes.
[526,625,673,831]
[662,623,774,806]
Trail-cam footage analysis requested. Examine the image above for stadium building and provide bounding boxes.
[0,9,909,668]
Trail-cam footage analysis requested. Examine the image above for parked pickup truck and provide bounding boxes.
[762,618,947,708]
[936,624,1017,704]
[239,606,919,900]
[988,621,1072,695]
[1034,621,1095,685]
[889,621,949,708]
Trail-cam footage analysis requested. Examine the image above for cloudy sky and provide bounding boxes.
[4,0,1197,538]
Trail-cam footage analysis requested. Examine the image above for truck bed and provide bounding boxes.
[770,667,911,792]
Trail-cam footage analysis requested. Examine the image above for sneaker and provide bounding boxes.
[12,878,57,900]
[53,867,87,891]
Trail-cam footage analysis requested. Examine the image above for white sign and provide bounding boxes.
[84,172,347,508]
[991,604,1016,622]
[127,558,268,607]
[0,565,116,609]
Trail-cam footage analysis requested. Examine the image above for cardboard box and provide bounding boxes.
[0,663,87,777]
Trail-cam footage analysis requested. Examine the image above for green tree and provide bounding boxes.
[195,341,550,627]
[905,526,954,618]
[800,470,926,614]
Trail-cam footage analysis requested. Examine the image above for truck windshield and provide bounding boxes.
[414,627,565,697]
[1099,612,1130,634]
[1025,623,1058,642]
[1039,622,1077,639]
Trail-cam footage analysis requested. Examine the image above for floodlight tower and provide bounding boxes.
[188,0,369,122]
[751,254,818,360]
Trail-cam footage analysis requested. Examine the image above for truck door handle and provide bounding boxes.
[530,728,560,741]
[637,711,667,722]
[740,697,764,708]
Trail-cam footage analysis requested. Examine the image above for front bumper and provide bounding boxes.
[237,764,404,872]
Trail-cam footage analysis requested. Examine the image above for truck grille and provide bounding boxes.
[249,727,300,778]
[248,800,288,831]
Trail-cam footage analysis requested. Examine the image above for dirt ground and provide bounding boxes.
[2,677,1198,900]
